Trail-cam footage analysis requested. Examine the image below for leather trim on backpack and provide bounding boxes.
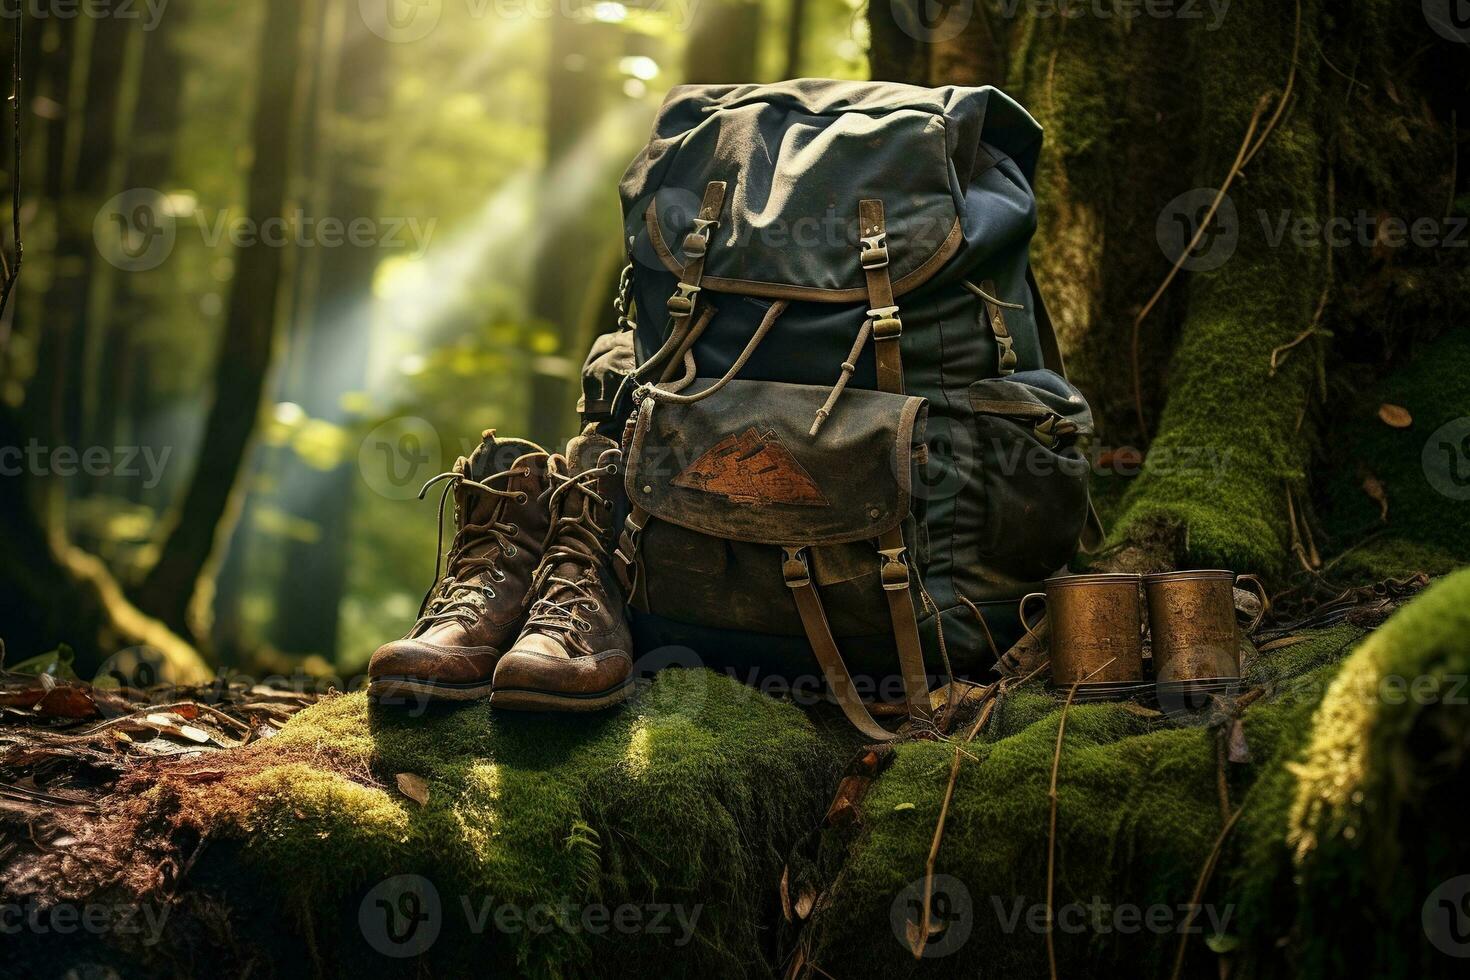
[644,200,964,303]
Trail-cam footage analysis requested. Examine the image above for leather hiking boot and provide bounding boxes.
[491,429,634,712]
[369,431,550,703]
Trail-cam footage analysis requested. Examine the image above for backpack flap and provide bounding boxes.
[621,80,1041,303]
[624,378,927,547]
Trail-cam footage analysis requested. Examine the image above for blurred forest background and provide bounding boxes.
[0,0,871,678]
[1,0,1466,685]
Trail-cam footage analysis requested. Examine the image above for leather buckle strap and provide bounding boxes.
[878,546,911,591]
[860,232,889,270]
[666,281,701,317]
[868,306,903,340]
[781,546,905,743]
[781,547,812,589]
[681,217,719,258]
[612,511,646,593]
[858,200,905,396]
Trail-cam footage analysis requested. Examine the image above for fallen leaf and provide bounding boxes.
[396,772,429,806]
[1,686,97,719]
[779,865,793,922]
[1361,474,1390,522]
[893,802,917,812]
[795,885,816,920]
[1377,403,1412,428]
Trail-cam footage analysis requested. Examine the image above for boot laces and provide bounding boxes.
[523,460,618,636]
[413,466,529,629]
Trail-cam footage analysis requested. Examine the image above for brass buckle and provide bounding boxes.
[878,547,910,591]
[859,233,889,270]
[613,515,645,571]
[869,306,903,340]
[681,217,718,259]
[666,281,701,317]
[781,547,812,589]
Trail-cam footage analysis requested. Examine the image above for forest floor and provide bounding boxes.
[2,567,1466,979]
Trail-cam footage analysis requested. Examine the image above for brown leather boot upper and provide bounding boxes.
[492,431,634,709]
[369,432,550,699]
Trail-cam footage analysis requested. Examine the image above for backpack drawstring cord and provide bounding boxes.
[809,317,874,436]
[636,300,787,406]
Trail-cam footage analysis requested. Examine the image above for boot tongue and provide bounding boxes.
[564,432,610,477]
[466,429,545,482]
[451,430,536,534]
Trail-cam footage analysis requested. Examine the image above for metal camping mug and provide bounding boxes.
[1143,570,1247,682]
[1019,573,1145,685]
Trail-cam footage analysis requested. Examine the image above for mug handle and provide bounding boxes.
[1018,592,1048,644]
[1234,574,1270,633]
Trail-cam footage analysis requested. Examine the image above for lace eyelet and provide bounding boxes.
[491,569,507,583]
[517,493,530,504]
[505,544,518,557]
[505,523,519,535]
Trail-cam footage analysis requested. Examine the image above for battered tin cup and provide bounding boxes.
[1019,573,1145,686]
[1144,569,1242,683]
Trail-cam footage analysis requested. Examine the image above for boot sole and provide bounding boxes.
[490,679,635,713]
[368,676,496,703]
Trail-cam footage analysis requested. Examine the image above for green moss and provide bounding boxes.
[1319,329,1470,580]
[170,670,855,977]
[1278,567,1470,978]
[1107,0,1326,576]
[805,568,1470,979]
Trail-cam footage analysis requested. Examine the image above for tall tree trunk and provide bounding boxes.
[30,8,131,473]
[129,0,310,637]
[270,2,390,661]
[526,17,616,449]
[783,0,807,78]
[211,0,338,665]
[94,6,186,481]
[682,0,762,84]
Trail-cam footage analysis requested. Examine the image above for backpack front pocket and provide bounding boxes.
[620,378,927,637]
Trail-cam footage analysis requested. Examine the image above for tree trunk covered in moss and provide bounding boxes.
[871,0,1468,578]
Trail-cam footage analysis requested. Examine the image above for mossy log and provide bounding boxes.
[802,568,1470,978]
[8,573,1467,978]
[7,671,856,978]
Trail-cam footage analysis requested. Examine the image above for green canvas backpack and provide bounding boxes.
[599,79,1096,739]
